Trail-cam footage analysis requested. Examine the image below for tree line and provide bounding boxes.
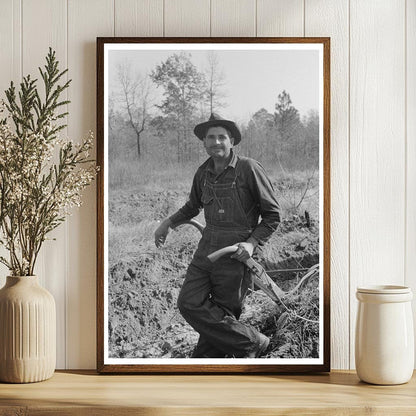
[109,52,319,171]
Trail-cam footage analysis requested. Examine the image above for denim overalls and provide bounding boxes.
[177,161,264,358]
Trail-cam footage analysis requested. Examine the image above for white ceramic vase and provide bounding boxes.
[0,276,56,383]
[355,285,414,385]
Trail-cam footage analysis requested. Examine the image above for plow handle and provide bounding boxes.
[171,219,205,234]
[207,245,239,263]
[207,244,286,301]
[206,245,319,307]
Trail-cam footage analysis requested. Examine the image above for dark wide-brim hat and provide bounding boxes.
[194,113,241,145]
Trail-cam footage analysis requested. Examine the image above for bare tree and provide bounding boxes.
[204,51,227,115]
[108,92,116,137]
[117,61,151,158]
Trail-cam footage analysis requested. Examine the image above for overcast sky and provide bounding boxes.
[108,47,320,124]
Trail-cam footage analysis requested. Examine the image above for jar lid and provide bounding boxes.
[357,285,411,294]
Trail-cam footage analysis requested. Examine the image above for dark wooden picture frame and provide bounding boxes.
[97,37,330,374]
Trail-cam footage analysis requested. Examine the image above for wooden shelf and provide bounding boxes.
[1,370,415,415]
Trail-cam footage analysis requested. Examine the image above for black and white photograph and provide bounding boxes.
[97,38,330,373]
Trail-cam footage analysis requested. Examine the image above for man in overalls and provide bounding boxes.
[154,114,280,358]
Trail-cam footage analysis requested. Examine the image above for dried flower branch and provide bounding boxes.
[0,48,97,276]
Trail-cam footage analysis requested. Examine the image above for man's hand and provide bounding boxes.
[154,219,172,248]
[230,241,255,262]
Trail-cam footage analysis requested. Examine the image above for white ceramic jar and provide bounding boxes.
[355,285,414,385]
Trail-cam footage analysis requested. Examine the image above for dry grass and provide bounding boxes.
[268,169,319,220]
[241,271,319,358]
[109,157,196,193]
[107,157,320,359]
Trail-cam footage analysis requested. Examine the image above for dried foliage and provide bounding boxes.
[0,48,97,276]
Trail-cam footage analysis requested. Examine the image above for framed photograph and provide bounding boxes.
[97,37,330,373]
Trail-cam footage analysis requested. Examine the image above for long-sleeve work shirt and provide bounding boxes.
[169,151,280,245]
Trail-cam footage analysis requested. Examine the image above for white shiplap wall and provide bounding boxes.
[0,0,414,370]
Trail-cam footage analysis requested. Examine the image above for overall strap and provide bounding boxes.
[231,158,251,229]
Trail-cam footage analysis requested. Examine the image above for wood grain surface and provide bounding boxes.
[165,0,210,37]
[406,0,416,348]
[0,0,414,371]
[257,0,304,37]
[0,370,415,415]
[349,0,406,369]
[115,0,163,37]
[21,0,68,369]
[305,0,350,371]
[211,0,256,37]
[67,0,114,369]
